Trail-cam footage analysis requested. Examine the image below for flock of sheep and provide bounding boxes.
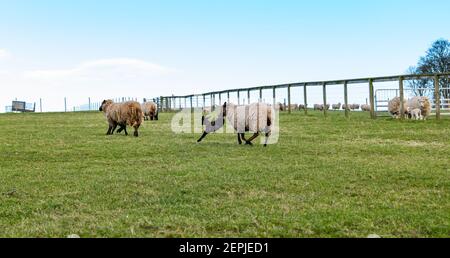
[97,95,432,144]
[276,103,371,112]
[388,96,432,120]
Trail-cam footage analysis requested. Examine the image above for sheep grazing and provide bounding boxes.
[314,104,329,111]
[198,102,273,147]
[361,104,371,112]
[141,101,159,121]
[350,104,360,110]
[99,100,143,137]
[408,96,432,120]
[298,104,306,110]
[332,103,341,110]
[388,97,409,119]
[289,104,299,111]
[342,104,350,110]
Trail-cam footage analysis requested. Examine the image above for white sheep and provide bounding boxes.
[198,102,273,147]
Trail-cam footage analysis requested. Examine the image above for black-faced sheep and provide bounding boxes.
[141,101,159,121]
[198,102,273,147]
[99,100,143,137]
[388,97,409,119]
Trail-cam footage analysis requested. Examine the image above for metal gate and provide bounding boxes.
[375,88,450,116]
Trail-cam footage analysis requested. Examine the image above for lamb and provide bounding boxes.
[410,108,423,120]
[141,101,159,121]
[407,96,432,120]
[388,97,409,119]
[361,104,371,112]
[197,102,273,147]
[99,100,143,137]
[332,103,341,110]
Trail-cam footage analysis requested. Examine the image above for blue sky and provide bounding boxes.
[0,0,449,111]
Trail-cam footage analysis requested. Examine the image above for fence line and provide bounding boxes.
[156,72,450,120]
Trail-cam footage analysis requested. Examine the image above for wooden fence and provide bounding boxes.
[156,73,450,120]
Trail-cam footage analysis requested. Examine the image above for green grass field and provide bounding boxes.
[0,110,449,238]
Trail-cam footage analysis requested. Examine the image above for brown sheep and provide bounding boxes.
[99,100,143,137]
[141,101,159,121]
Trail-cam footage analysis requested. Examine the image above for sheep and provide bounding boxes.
[410,108,423,120]
[298,104,306,110]
[350,104,360,110]
[408,96,432,120]
[197,102,273,147]
[361,104,371,112]
[289,104,299,111]
[314,104,329,111]
[99,100,143,137]
[388,97,409,119]
[342,104,351,110]
[332,103,342,110]
[141,101,159,121]
[275,102,286,111]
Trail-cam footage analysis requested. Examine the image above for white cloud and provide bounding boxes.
[25,58,174,80]
[0,49,11,59]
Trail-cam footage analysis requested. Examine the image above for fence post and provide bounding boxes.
[303,84,308,115]
[227,91,230,103]
[272,87,276,107]
[322,83,327,117]
[399,77,405,119]
[88,97,91,111]
[64,97,67,112]
[259,88,263,102]
[344,81,349,118]
[40,98,43,113]
[369,79,376,119]
[237,91,240,105]
[219,93,222,105]
[435,75,441,120]
[288,85,291,114]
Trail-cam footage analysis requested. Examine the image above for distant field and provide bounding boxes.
[0,110,449,238]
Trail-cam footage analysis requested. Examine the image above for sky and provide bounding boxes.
[0,0,449,112]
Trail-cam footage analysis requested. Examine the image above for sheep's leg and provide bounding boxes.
[263,132,270,147]
[106,126,113,135]
[237,133,243,145]
[245,133,260,145]
[123,126,128,136]
[111,122,118,134]
[197,131,208,143]
[133,125,139,137]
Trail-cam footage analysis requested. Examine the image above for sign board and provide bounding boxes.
[12,101,26,112]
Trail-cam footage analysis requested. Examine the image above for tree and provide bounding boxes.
[407,39,450,102]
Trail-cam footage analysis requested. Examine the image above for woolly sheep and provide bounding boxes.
[198,102,273,147]
[388,97,409,119]
[361,104,371,112]
[99,100,143,137]
[350,104,360,110]
[332,103,341,110]
[141,101,159,121]
[342,104,351,110]
[408,96,432,120]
